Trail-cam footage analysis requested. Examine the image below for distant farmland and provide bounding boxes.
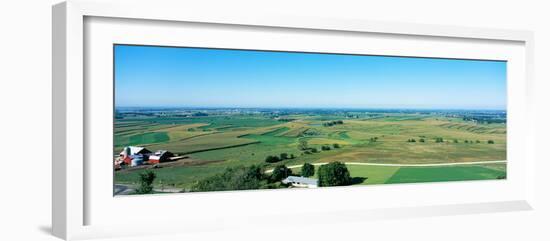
[114,109,506,191]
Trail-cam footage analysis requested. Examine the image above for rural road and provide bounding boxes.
[264,160,507,173]
[114,184,182,195]
[114,184,134,195]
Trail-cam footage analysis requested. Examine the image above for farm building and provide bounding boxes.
[116,146,176,167]
[282,176,318,188]
[147,150,174,164]
[119,146,151,165]
[129,154,146,167]
[120,146,152,156]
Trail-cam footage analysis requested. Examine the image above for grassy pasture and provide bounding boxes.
[196,116,281,130]
[115,132,169,148]
[145,131,259,155]
[386,164,506,184]
[115,164,225,189]
[342,165,400,185]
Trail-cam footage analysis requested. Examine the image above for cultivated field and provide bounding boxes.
[114,109,507,191]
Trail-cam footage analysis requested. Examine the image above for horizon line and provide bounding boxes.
[115,106,507,111]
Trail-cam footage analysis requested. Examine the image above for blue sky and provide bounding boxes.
[114,45,506,110]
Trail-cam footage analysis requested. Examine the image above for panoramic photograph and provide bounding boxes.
[113,44,507,195]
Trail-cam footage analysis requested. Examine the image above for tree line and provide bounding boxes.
[407,137,496,144]
[323,120,344,127]
[265,153,296,163]
[264,142,341,164]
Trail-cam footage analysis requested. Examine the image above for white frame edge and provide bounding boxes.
[52,0,535,240]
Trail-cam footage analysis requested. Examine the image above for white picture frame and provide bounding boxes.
[52,0,535,240]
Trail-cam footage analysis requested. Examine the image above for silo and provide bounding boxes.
[131,154,144,166]
[121,146,131,158]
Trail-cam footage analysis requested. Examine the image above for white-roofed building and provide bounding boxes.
[148,150,174,164]
[120,146,151,156]
[282,176,318,188]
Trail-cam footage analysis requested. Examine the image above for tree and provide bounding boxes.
[192,112,208,117]
[453,139,459,143]
[301,163,315,177]
[321,145,331,151]
[317,162,352,187]
[310,147,318,153]
[114,110,123,119]
[280,153,289,160]
[298,139,309,151]
[191,165,265,192]
[135,171,156,194]
[488,140,495,144]
[435,137,444,143]
[290,154,296,159]
[476,140,481,143]
[265,155,281,163]
[271,165,292,182]
[333,143,341,148]
[323,120,344,127]
[419,138,425,143]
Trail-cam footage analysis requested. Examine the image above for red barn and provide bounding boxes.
[147,150,174,164]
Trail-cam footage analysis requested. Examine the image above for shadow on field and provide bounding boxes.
[351,177,367,185]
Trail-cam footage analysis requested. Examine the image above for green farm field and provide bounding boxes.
[114,110,507,191]
[282,163,505,185]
